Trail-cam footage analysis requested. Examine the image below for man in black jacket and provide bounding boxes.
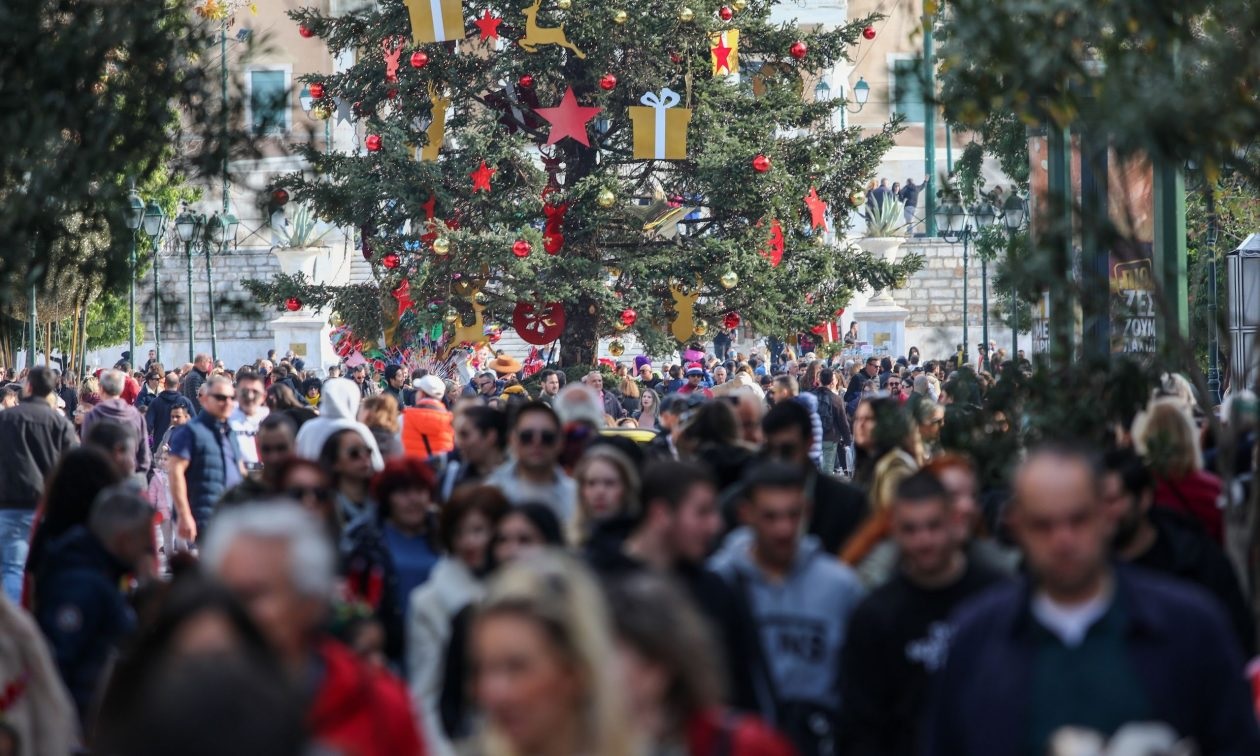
[0,366,77,602]
[146,372,196,452]
[838,471,1007,756]
[180,353,211,403]
[843,357,880,415]
[1101,447,1255,654]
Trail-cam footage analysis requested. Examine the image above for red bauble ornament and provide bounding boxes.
[309,82,325,99]
[410,50,430,68]
[789,41,808,59]
[365,134,382,152]
[670,51,683,64]
[298,24,314,38]
[382,253,401,269]
[752,154,772,173]
[620,308,637,327]
[513,302,567,345]
[272,188,289,206]
[387,88,399,99]
[599,73,617,90]
[719,5,734,20]
[543,233,564,254]
[285,297,303,312]
[723,312,741,330]
[862,26,876,40]
[519,74,535,88]
[512,239,532,258]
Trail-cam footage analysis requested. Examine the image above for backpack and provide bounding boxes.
[811,388,836,437]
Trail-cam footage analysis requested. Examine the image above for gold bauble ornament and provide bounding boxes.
[557,0,571,7]
[613,9,628,23]
[444,312,458,324]
[474,291,487,304]
[679,6,695,22]
[614,321,629,332]
[432,236,451,255]
[720,270,739,289]
[733,0,747,10]
[312,103,333,121]
[596,188,616,208]
[608,266,622,278]
[609,340,625,357]
[693,320,709,337]
[849,190,866,207]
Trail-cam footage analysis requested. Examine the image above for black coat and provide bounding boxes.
[722,468,868,555]
[0,397,78,509]
[145,390,195,451]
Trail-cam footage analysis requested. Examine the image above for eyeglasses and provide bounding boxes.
[517,429,558,446]
[342,446,371,460]
[887,382,901,389]
[208,393,234,402]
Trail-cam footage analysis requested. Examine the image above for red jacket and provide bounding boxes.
[1154,470,1223,543]
[309,639,425,756]
[686,708,795,756]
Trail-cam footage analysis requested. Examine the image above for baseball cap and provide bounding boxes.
[417,375,446,399]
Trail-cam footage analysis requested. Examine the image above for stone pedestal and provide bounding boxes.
[270,314,339,372]
[857,236,907,306]
[852,302,910,358]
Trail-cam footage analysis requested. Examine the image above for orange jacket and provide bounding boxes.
[401,400,454,459]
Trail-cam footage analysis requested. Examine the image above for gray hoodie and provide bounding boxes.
[294,378,384,471]
[709,527,865,714]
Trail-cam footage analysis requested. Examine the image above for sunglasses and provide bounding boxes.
[517,429,558,445]
[286,486,333,501]
[342,446,371,460]
[208,393,234,402]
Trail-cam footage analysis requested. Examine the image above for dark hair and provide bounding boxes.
[761,399,811,443]
[266,383,304,411]
[500,503,565,547]
[384,364,406,381]
[540,369,558,382]
[440,485,510,552]
[85,419,137,451]
[300,376,323,396]
[1101,447,1153,497]
[742,461,806,502]
[461,405,507,449]
[27,447,123,577]
[318,429,362,472]
[26,365,55,397]
[893,469,950,505]
[680,400,738,446]
[508,400,560,433]
[370,457,437,522]
[258,412,297,437]
[637,461,715,528]
[819,368,834,387]
[0,384,20,403]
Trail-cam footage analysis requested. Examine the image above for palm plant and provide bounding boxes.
[275,204,336,249]
[865,196,906,237]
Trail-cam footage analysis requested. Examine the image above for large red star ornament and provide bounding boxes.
[804,186,829,231]
[536,86,602,147]
[712,35,733,74]
[474,10,503,41]
[393,279,414,318]
[470,161,496,192]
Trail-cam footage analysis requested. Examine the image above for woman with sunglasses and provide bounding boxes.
[268,457,343,553]
[319,429,378,525]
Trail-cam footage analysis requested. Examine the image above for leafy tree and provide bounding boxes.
[249,0,920,364]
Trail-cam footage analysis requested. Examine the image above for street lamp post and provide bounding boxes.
[174,206,204,363]
[834,76,870,130]
[935,200,996,363]
[202,211,238,363]
[141,200,167,365]
[1206,193,1222,405]
[124,186,145,368]
[1000,194,1029,360]
[974,203,997,353]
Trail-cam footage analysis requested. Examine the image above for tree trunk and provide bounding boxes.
[559,293,599,367]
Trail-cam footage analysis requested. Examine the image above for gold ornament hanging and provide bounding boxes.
[733,0,747,9]
[609,340,625,357]
[558,0,571,7]
[679,6,695,22]
[614,321,629,332]
[693,320,709,337]
[613,9,627,23]
[608,266,622,278]
[720,270,739,289]
[849,190,866,207]
[432,236,451,255]
[444,312,458,324]
[596,188,616,208]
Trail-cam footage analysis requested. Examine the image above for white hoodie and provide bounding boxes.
[294,378,385,471]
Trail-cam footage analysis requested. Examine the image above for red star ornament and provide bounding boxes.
[470,161,496,192]
[804,186,829,231]
[474,10,503,41]
[537,86,602,147]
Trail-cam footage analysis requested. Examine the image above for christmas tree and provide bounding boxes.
[250,0,917,365]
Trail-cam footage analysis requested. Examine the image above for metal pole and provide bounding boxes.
[206,240,218,361]
[129,230,137,367]
[186,240,195,364]
[1047,125,1074,364]
[923,1,937,236]
[1011,273,1018,362]
[1206,192,1221,404]
[27,284,36,370]
[982,255,989,358]
[153,240,162,365]
[962,234,970,359]
[221,17,230,215]
[945,121,953,175]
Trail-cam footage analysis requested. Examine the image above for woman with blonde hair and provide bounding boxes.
[618,375,641,417]
[571,445,641,545]
[359,394,402,459]
[1133,397,1223,542]
[634,388,661,431]
[470,551,637,756]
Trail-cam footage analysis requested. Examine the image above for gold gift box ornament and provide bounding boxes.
[629,88,692,161]
[405,0,465,44]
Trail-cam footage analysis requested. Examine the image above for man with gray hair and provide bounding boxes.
[36,485,153,723]
[205,504,423,755]
[168,374,243,545]
[83,368,151,474]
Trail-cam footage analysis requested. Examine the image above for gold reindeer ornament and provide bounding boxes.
[519,0,586,58]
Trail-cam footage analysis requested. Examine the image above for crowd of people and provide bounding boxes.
[0,340,1258,756]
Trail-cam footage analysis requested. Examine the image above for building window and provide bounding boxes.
[248,69,289,135]
[891,58,925,123]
